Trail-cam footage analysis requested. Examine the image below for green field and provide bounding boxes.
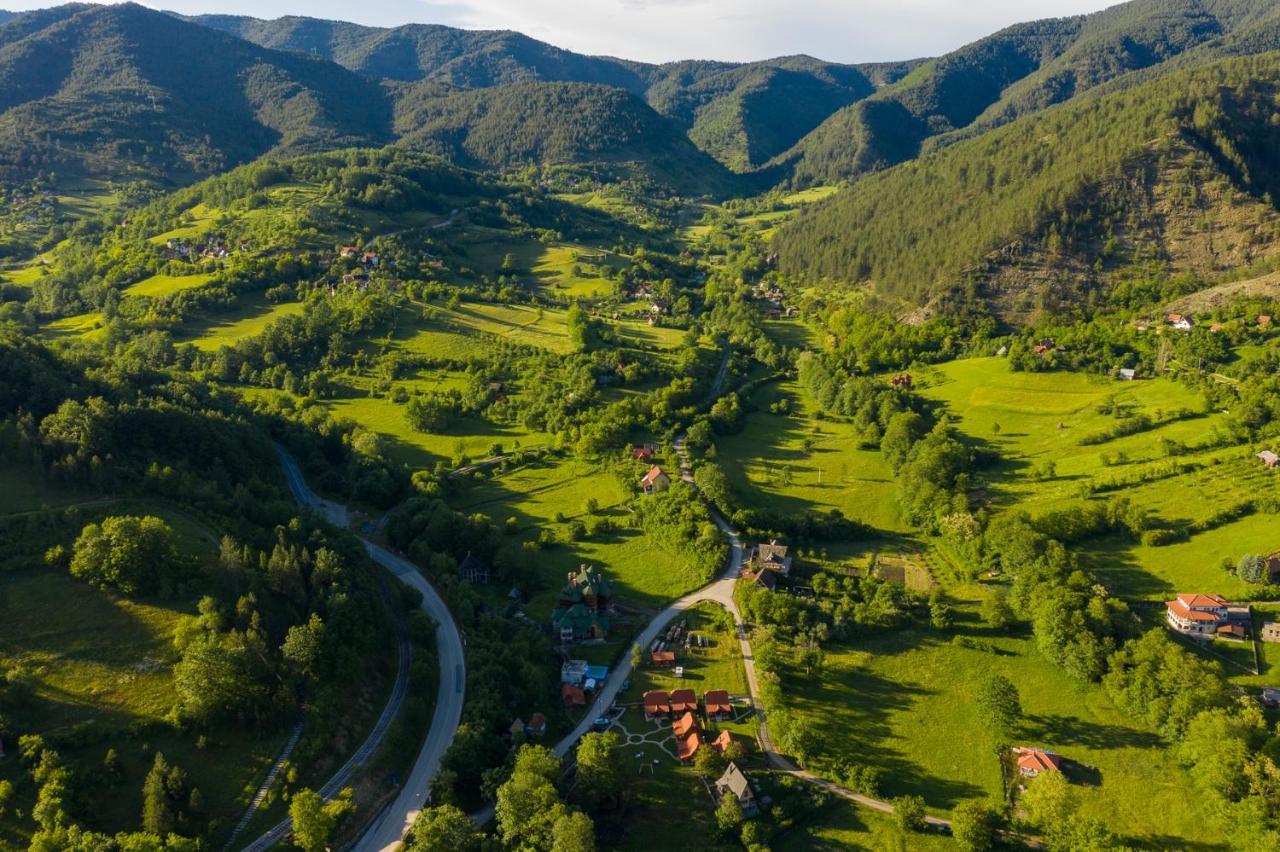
[1,264,47,287]
[180,295,304,351]
[124,272,214,298]
[717,380,907,534]
[451,456,712,617]
[783,588,1218,846]
[44,310,107,340]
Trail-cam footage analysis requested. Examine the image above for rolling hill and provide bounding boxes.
[393,80,738,193]
[774,51,1280,319]
[781,0,1280,187]
[0,2,390,181]
[189,11,915,172]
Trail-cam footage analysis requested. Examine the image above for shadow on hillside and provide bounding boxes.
[1023,712,1161,752]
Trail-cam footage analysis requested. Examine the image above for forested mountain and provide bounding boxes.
[782,0,1280,187]
[0,2,390,181]
[0,11,13,25]
[775,51,1280,319]
[393,80,738,193]
[189,11,915,171]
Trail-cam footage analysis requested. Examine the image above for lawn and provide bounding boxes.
[450,455,712,617]
[124,272,214,298]
[781,588,1220,847]
[179,294,304,351]
[0,264,46,287]
[43,310,106,340]
[772,798,953,851]
[717,379,907,534]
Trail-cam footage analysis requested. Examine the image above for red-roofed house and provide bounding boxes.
[640,465,670,494]
[670,688,697,714]
[1015,747,1062,778]
[644,691,671,719]
[1166,594,1230,636]
[704,690,732,720]
[527,713,547,736]
[673,711,699,738]
[562,684,586,708]
[711,730,734,754]
[632,446,655,462]
[651,650,676,667]
[677,731,703,763]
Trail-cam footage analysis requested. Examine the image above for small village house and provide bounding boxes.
[561,684,586,709]
[640,465,671,494]
[673,711,699,739]
[1117,368,1136,381]
[670,688,697,714]
[644,691,671,719]
[750,569,778,592]
[1260,315,1273,328]
[1165,594,1250,637]
[510,718,526,739]
[677,731,703,763]
[749,540,792,576]
[1262,688,1280,708]
[458,552,490,584]
[561,659,589,685]
[527,712,547,736]
[632,445,655,462]
[704,689,732,720]
[711,730,734,754]
[651,650,676,667]
[1015,747,1062,778]
[715,763,757,815]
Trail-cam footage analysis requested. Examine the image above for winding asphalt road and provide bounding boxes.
[252,446,467,852]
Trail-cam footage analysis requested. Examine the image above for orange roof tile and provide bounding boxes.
[673,711,699,738]
[704,690,731,715]
[669,688,697,712]
[677,731,703,761]
[1016,748,1061,774]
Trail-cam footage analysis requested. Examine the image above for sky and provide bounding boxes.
[3,0,1123,63]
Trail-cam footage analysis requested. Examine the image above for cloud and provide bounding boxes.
[3,0,1119,63]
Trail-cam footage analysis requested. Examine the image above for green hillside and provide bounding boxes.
[393,80,739,194]
[0,3,390,182]
[774,51,1280,314]
[782,0,1280,187]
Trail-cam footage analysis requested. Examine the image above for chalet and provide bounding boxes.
[1258,450,1280,469]
[673,711,699,738]
[1168,314,1194,331]
[640,465,671,494]
[711,730,734,754]
[644,690,671,719]
[632,445,655,462]
[1015,747,1062,778]
[670,688,697,714]
[651,650,676,667]
[750,540,792,576]
[704,690,732,720]
[677,731,703,763]
[551,565,615,643]
[889,373,912,390]
[458,552,490,584]
[561,684,586,708]
[1165,594,1250,637]
[527,712,547,736]
[715,763,757,814]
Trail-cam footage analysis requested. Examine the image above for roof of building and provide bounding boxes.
[712,730,734,753]
[752,569,777,590]
[717,762,753,799]
[1259,450,1280,463]
[643,691,670,712]
[670,688,697,711]
[641,465,668,487]
[632,446,654,460]
[562,684,586,707]
[1218,623,1246,637]
[673,711,699,738]
[652,650,676,664]
[1016,748,1062,774]
[510,718,525,735]
[528,712,547,732]
[1167,599,1222,622]
[704,690,731,715]
[677,731,703,761]
[458,551,489,576]
[755,541,790,565]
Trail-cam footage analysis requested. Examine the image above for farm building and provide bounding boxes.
[640,465,671,494]
[1015,747,1062,778]
[1261,622,1280,643]
[1259,450,1280,469]
[651,650,676,667]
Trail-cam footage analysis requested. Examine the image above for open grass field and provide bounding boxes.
[781,186,840,206]
[450,455,712,617]
[449,302,577,352]
[916,357,1274,598]
[0,463,94,515]
[179,294,304,351]
[717,380,908,534]
[43,310,106,340]
[147,203,217,244]
[0,499,287,847]
[124,272,214,299]
[773,799,953,851]
[0,264,47,288]
[782,587,1218,846]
